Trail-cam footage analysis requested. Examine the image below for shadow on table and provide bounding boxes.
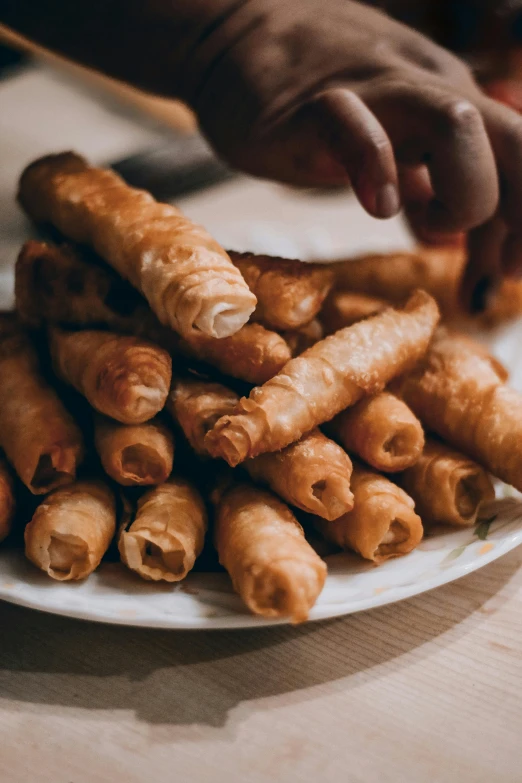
[0,549,519,734]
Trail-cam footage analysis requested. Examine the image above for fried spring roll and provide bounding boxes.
[398,439,495,527]
[245,430,354,520]
[399,330,522,490]
[321,291,387,334]
[228,250,334,330]
[119,478,207,582]
[19,152,256,338]
[24,480,116,580]
[183,324,291,384]
[212,480,327,623]
[332,246,464,315]
[16,241,289,385]
[205,291,439,465]
[0,459,16,543]
[49,327,172,424]
[0,315,84,494]
[94,415,174,486]
[315,464,423,563]
[283,318,324,356]
[167,376,239,456]
[327,392,425,472]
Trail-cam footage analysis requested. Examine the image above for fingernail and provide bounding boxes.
[470,276,493,314]
[375,184,400,219]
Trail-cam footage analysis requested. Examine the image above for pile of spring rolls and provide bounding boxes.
[2,151,521,624]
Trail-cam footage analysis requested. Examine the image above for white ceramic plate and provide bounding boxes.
[1,178,522,629]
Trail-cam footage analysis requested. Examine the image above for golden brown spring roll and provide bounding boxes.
[315,464,423,563]
[245,430,354,520]
[119,478,207,582]
[398,330,522,490]
[283,318,324,356]
[49,326,172,424]
[398,439,495,527]
[19,152,256,338]
[24,480,116,580]
[321,291,387,334]
[228,250,334,330]
[0,315,84,494]
[16,241,290,385]
[0,458,16,543]
[167,376,240,456]
[327,392,425,472]
[94,415,174,485]
[332,245,464,315]
[205,291,439,465]
[182,324,291,384]
[212,479,327,623]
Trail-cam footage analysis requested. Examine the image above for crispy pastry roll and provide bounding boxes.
[332,245,464,315]
[49,326,172,424]
[205,291,439,465]
[19,152,256,338]
[228,250,334,330]
[315,464,423,563]
[182,324,291,384]
[0,458,16,543]
[245,430,354,520]
[16,241,288,385]
[283,318,324,356]
[399,330,522,490]
[321,291,387,334]
[212,479,327,623]
[24,480,116,580]
[167,376,239,456]
[94,415,174,486]
[0,315,83,494]
[398,439,495,527]
[327,392,424,472]
[119,478,207,582]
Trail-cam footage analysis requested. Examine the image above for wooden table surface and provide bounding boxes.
[0,61,521,783]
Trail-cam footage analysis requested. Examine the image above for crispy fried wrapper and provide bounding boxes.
[0,458,16,543]
[315,464,423,563]
[24,480,116,580]
[283,318,324,356]
[212,479,327,623]
[398,438,495,527]
[331,244,522,326]
[49,326,172,424]
[398,330,522,490]
[205,291,439,465]
[245,430,353,520]
[167,376,240,456]
[17,241,289,385]
[228,250,334,330]
[321,291,387,334]
[94,414,174,485]
[119,477,207,582]
[19,152,256,338]
[327,392,425,472]
[332,246,464,315]
[0,315,84,494]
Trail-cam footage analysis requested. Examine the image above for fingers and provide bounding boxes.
[400,165,463,246]
[314,88,400,218]
[461,216,507,314]
[365,82,499,234]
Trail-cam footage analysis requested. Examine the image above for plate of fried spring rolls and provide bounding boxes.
[2,151,522,629]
